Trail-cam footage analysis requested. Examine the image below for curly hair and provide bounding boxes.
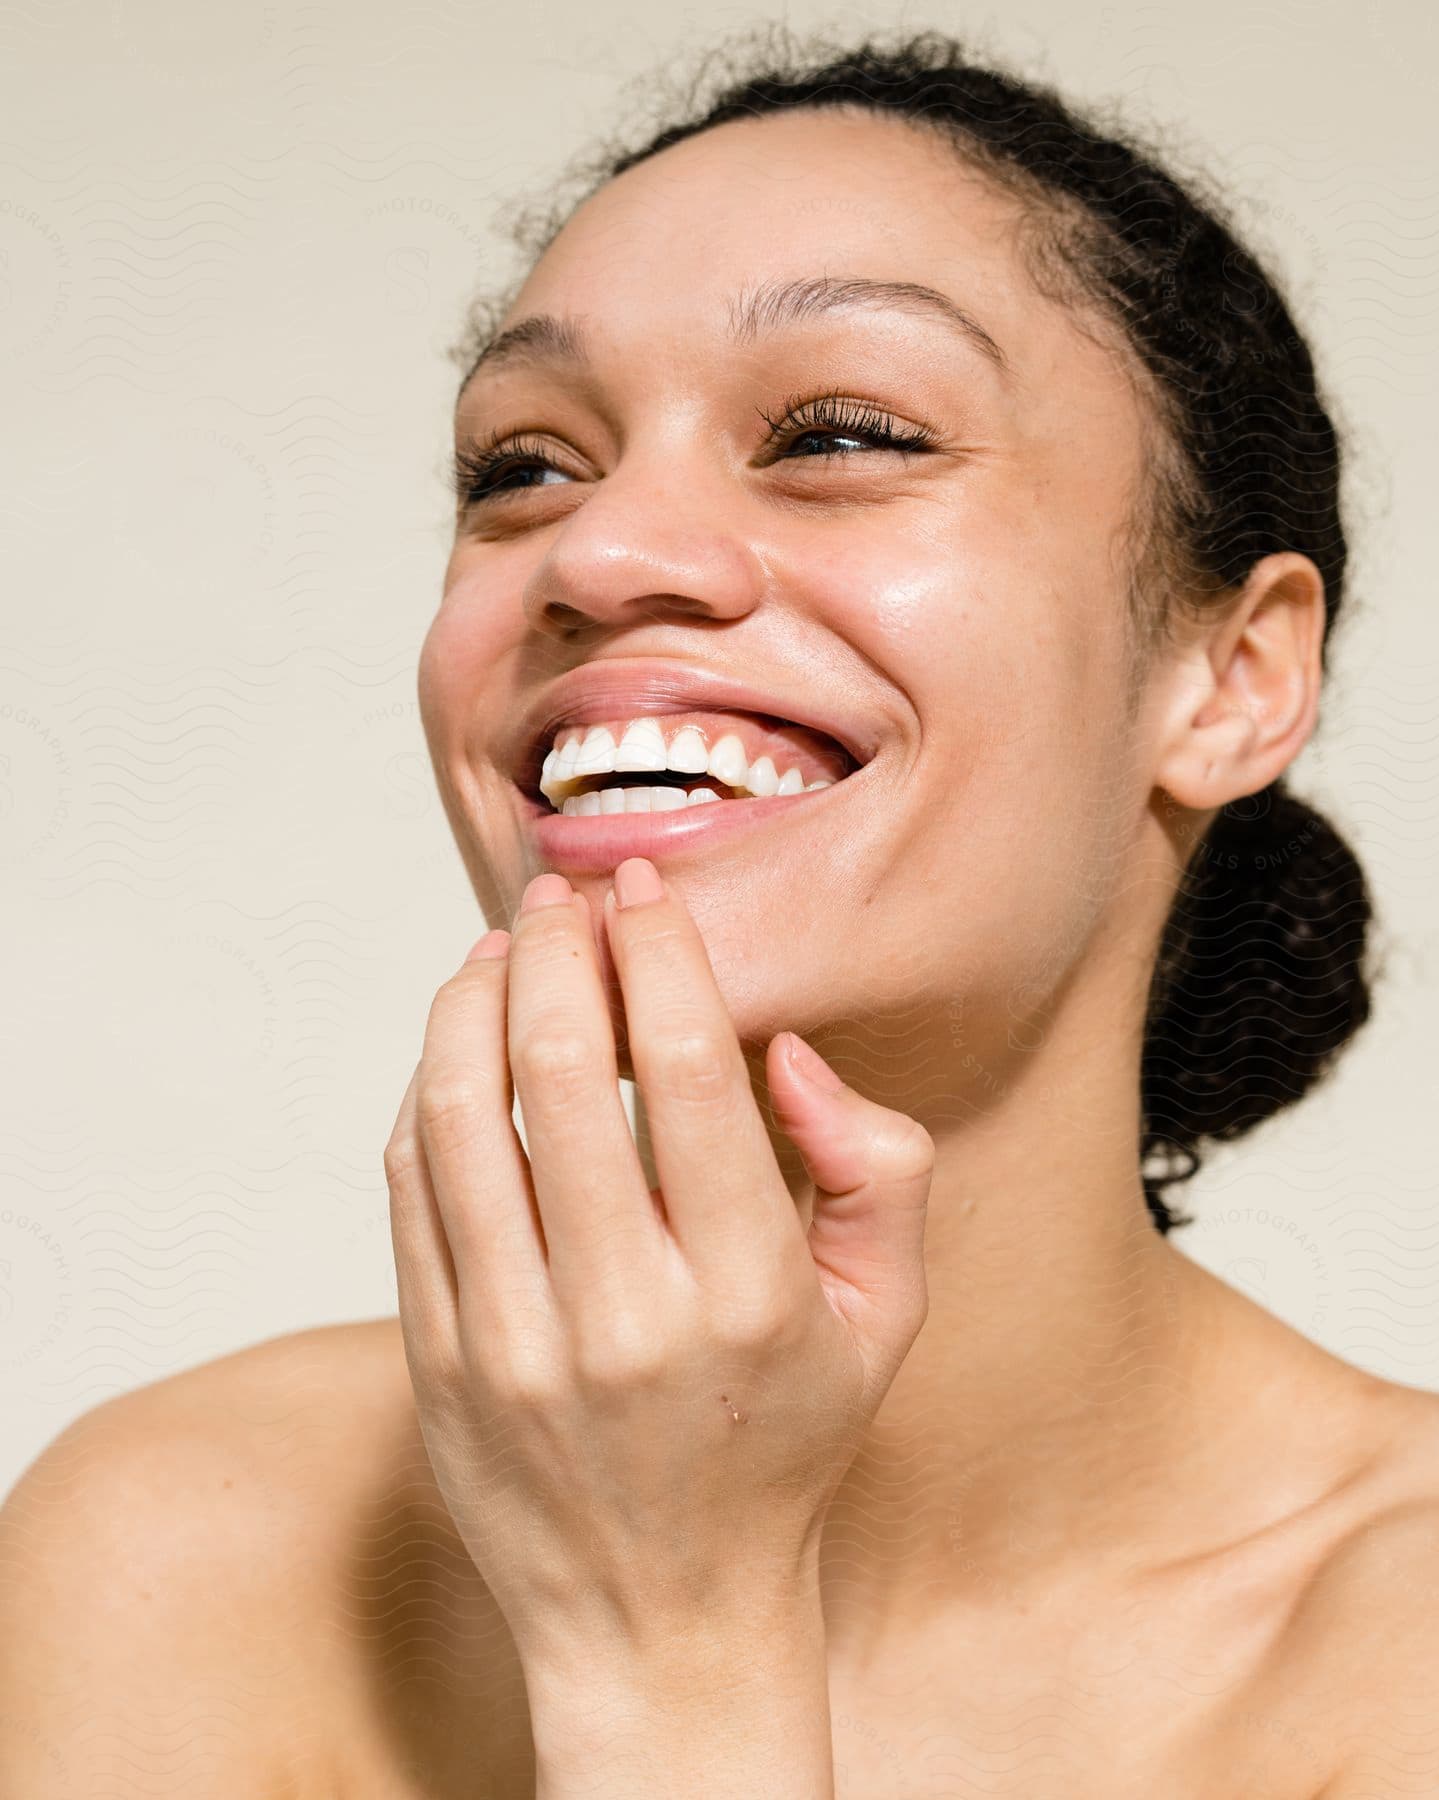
[450,25,1379,1234]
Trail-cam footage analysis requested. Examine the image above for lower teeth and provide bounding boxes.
[560,785,723,817]
[557,780,832,817]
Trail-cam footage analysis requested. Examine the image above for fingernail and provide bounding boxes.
[613,857,664,910]
[520,872,573,914]
[464,929,510,963]
[783,1032,844,1093]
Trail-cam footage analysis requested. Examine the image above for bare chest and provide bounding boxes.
[824,1659,1331,1800]
[325,1599,1340,1800]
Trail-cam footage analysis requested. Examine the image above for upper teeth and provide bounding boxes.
[538,717,835,809]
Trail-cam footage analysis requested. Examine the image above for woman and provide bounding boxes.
[4,27,1437,1799]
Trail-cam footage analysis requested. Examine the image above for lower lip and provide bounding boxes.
[518,780,850,873]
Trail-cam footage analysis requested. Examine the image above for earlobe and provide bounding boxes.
[1153,551,1325,816]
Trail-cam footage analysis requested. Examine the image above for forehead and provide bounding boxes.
[460,109,1144,457]
[472,114,1063,381]
[545,110,1021,278]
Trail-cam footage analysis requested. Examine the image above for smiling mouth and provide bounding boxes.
[516,707,863,811]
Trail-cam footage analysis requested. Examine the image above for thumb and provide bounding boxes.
[767,1031,934,1354]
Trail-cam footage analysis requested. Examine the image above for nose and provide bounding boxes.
[520,445,768,643]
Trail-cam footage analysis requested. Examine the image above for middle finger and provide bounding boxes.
[602,858,808,1295]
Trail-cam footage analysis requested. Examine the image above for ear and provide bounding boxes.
[1153,551,1325,819]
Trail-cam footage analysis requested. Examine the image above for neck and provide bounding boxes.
[809,1044,1194,1655]
[629,956,1342,1667]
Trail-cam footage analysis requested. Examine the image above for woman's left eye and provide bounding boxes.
[758,392,940,467]
[452,394,938,509]
[779,421,929,459]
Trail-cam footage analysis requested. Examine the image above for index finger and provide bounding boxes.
[602,859,807,1294]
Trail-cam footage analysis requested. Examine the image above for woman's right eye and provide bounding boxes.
[453,438,571,507]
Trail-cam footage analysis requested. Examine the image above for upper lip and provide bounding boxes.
[508,658,878,797]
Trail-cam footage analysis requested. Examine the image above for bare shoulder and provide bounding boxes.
[0,1318,419,1798]
[6,1314,416,1555]
[1261,1379,1439,1796]
[1303,1377,1439,1631]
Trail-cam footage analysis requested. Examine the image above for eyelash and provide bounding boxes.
[451,389,941,508]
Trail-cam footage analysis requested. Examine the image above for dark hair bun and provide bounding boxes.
[1140,781,1376,1232]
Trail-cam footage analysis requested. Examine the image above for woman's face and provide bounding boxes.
[421,108,1163,1089]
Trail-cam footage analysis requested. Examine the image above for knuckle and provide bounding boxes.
[571,1314,668,1391]
[416,1326,565,1420]
[424,971,470,1028]
[880,1286,930,1364]
[647,1028,731,1103]
[387,1171,427,1246]
[520,907,578,946]
[416,1076,486,1142]
[905,1280,932,1336]
[709,1289,792,1354]
[880,1115,937,1177]
[383,1130,422,1188]
[477,1314,566,1407]
[511,1029,597,1099]
[445,1316,560,1411]
[432,967,469,1003]
[401,1325,466,1406]
[628,919,689,960]
[490,1353,566,1412]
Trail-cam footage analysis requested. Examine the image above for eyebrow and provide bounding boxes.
[458,274,1011,397]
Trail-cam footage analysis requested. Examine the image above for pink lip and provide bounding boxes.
[518,781,848,874]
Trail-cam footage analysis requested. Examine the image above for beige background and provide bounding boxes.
[2,0,1436,1498]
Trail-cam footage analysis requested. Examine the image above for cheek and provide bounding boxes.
[417,587,505,756]
[828,515,1097,787]
[836,526,1129,982]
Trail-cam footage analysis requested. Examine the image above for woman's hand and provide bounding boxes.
[384,857,934,1678]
